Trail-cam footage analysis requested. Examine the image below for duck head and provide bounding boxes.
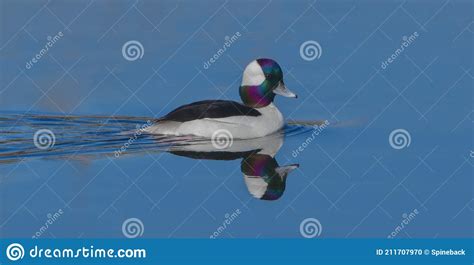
[242,153,299,201]
[240,58,297,108]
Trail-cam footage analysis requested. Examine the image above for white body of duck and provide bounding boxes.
[145,103,284,139]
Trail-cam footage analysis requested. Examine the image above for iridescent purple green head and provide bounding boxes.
[242,153,299,201]
[239,58,297,108]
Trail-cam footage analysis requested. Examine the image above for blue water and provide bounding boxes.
[0,0,472,238]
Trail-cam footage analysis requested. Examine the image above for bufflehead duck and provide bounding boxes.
[144,58,297,139]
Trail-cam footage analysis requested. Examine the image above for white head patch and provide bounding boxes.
[241,60,265,86]
[244,175,267,199]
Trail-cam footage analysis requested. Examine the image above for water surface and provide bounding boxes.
[0,0,471,238]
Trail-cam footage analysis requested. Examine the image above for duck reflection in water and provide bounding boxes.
[165,133,298,201]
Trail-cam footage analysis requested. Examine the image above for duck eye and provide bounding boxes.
[266,73,272,79]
